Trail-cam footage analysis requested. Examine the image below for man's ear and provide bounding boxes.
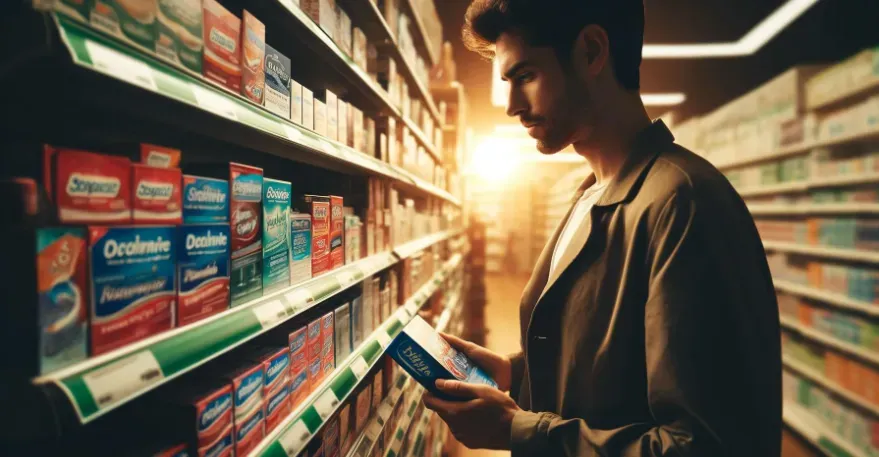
[571,24,610,78]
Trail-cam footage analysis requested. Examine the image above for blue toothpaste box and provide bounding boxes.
[263,44,292,119]
[289,212,312,285]
[262,178,291,294]
[388,315,497,400]
[177,224,230,327]
[182,175,229,224]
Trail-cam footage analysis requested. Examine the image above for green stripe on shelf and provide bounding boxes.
[387,451,397,457]
[386,319,404,337]
[330,368,357,399]
[260,442,290,457]
[152,311,261,375]
[301,406,323,433]
[818,438,854,457]
[362,340,383,364]
[58,376,98,418]
[396,428,405,441]
[408,401,418,417]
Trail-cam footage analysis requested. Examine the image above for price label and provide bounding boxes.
[405,300,419,315]
[377,402,394,422]
[278,420,312,456]
[395,308,409,323]
[283,124,304,143]
[191,84,239,121]
[375,331,392,348]
[350,356,369,379]
[284,289,314,314]
[313,390,340,419]
[253,300,288,329]
[336,270,357,288]
[82,351,164,410]
[85,40,157,91]
[319,140,340,157]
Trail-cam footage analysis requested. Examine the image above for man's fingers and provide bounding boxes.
[422,391,460,414]
[435,378,489,399]
[440,332,476,353]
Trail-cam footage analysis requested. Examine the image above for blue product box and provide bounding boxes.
[177,224,230,326]
[387,315,496,401]
[264,44,292,119]
[183,175,229,223]
[290,212,312,285]
[262,179,291,294]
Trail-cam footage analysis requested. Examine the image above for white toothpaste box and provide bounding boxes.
[302,87,315,131]
[290,80,304,126]
[289,212,312,285]
[334,302,351,362]
[388,315,497,401]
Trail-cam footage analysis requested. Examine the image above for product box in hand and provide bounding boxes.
[261,46,290,119]
[229,163,263,306]
[177,224,230,326]
[241,10,266,104]
[290,212,313,285]
[203,0,241,92]
[43,146,132,224]
[388,316,497,400]
[36,227,89,375]
[88,225,176,355]
[89,0,157,50]
[156,0,204,73]
[262,179,291,294]
[132,164,183,224]
[183,175,229,224]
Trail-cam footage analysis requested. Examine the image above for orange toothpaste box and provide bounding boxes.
[241,10,266,104]
[203,0,241,92]
[140,143,182,168]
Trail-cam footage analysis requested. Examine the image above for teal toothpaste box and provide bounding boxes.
[262,178,291,294]
[388,315,497,401]
[290,212,312,285]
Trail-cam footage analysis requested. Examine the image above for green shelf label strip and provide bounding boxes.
[254,256,460,457]
[52,14,458,206]
[41,251,398,423]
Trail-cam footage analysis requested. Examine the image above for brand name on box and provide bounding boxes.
[332,206,342,218]
[232,180,261,198]
[103,235,171,260]
[186,231,228,250]
[239,374,261,401]
[200,394,232,429]
[184,263,220,282]
[100,278,167,304]
[136,181,174,200]
[66,173,121,198]
[188,185,227,203]
[399,345,432,377]
[266,212,286,231]
[209,28,236,53]
[314,207,327,219]
[267,355,289,381]
[267,60,288,81]
[265,186,289,201]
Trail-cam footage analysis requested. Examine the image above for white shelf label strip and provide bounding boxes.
[313,389,341,420]
[278,419,312,456]
[253,300,289,329]
[350,356,370,379]
[82,351,164,410]
[191,84,239,121]
[85,40,157,91]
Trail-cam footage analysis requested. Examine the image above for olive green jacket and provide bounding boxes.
[509,121,781,457]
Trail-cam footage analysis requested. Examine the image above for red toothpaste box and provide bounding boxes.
[354,382,372,434]
[288,326,308,374]
[321,311,335,376]
[338,404,353,457]
[240,10,266,104]
[307,317,323,361]
[44,146,131,224]
[140,144,181,168]
[251,347,291,434]
[132,164,183,224]
[166,382,234,454]
[302,195,331,276]
[290,363,310,411]
[214,362,265,456]
[329,196,344,270]
[203,0,242,92]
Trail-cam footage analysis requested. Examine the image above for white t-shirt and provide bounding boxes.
[549,184,607,280]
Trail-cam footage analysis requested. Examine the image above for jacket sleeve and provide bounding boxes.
[508,351,526,397]
[510,190,780,457]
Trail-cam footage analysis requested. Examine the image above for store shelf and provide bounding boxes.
[393,228,461,259]
[780,316,879,367]
[783,355,879,417]
[33,250,396,424]
[398,0,439,66]
[812,173,879,189]
[748,203,879,216]
[405,410,434,457]
[50,14,458,207]
[784,401,866,457]
[714,124,879,172]
[252,253,463,457]
[737,181,808,197]
[383,389,427,457]
[763,241,879,264]
[347,375,413,457]
[401,115,442,163]
[774,280,879,317]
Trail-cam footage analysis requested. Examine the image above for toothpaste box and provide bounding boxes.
[44,146,132,224]
[323,415,340,457]
[350,293,363,349]
[314,99,327,137]
[324,90,338,141]
[334,303,351,363]
[264,380,291,433]
[132,164,183,224]
[289,366,309,410]
[321,311,335,376]
[307,317,323,361]
[263,179,291,294]
[287,326,308,375]
[167,382,234,453]
[241,10,265,104]
[290,79,304,125]
[302,195,331,276]
[203,0,241,92]
[338,404,352,456]
[230,163,263,306]
[290,212,313,285]
[37,227,89,375]
[329,196,344,269]
[156,0,204,73]
[388,315,497,401]
[264,44,292,119]
[183,175,229,224]
[251,346,291,433]
[177,224,230,327]
[338,101,348,147]
[302,87,315,131]
[89,0,157,50]
[371,371,383,411]
[88,226,176,355]
[141,143,182,168]
[234,404,264,456]
[354,383,371,433]
[218,362,265,455]
[309,353,324,388]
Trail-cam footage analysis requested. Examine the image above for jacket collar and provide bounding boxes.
[573,120,675,207]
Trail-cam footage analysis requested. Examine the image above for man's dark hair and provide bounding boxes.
[463,0,644,90]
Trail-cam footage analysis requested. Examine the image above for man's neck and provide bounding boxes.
[572,94,652,185]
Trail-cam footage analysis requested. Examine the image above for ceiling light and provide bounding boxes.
[641,93,687,106]
[643,0,820,58]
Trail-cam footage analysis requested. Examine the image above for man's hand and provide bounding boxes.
[422,379,521,450]
[441,333,512,392]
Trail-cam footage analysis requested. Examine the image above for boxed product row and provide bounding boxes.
[779,294,879,352]
[745,186,879,207]
[783,371,879,456]
[768,253,879,303]
[806,47,879,110]
[756,217,879,250]
[725,156,810,190]
[813,146,879,179]
[784,334,879,409]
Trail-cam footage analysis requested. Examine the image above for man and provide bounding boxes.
[422,1,782,456]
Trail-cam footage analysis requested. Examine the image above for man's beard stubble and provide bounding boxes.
[535,76,590,155]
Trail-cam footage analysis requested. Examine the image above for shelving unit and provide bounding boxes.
[774,280,879,317]
[784,402,867,457]
[783,355,879,417]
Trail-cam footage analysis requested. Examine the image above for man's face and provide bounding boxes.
[496,32,591,154]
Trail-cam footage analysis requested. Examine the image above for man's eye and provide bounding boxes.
[515,72,534,84]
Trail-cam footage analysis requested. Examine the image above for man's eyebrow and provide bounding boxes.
[501,61,530,81]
